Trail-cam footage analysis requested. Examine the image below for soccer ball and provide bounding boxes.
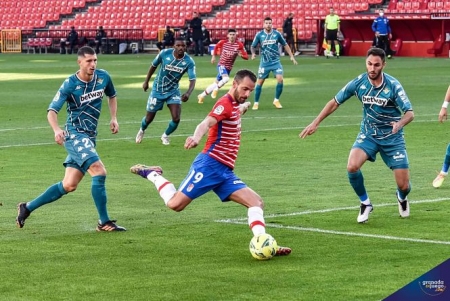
[249,233,278,260]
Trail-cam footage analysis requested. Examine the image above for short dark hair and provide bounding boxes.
[77,46,96,57]
[234,69,257,84]
[228,29,236,33]
[367,47,386,62]
[264,17,272,22]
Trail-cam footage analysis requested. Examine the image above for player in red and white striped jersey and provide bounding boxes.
[198,29,249,104]
[131,69,292,257]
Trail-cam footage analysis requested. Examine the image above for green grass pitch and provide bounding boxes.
[1,53,449,301]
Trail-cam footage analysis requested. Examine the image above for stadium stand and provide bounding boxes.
[0,0,450,56]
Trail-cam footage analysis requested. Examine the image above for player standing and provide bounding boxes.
[197,29,248,104]
[135,38,196,145]
[16,46,125,231]
[250,17,297,110]
[300,48,414,223]
[130,69,291,256]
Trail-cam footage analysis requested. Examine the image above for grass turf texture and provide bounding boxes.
[1,53,449,301]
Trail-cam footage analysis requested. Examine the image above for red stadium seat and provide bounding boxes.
[27,38,38,54]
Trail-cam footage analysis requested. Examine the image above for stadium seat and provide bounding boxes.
[26,38,38,54]
[391,38,403,56]
[427,34,444,56]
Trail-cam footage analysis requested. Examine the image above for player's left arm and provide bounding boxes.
[391,85,414,133]
[185,116,217,149]
[238,42,249,60]
[181,79,196,102]
[239,101,251,114]
[181,62,197,102]
[107,96,119,134]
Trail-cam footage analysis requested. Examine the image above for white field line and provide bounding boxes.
[0,114,440,132]
[215,197,450,245]
[0,118,441,149]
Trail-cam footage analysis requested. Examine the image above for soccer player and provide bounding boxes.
[324,7,341,58]
[432,84,450,188]
[300,48,414,224]
[135,38,196,145]
[16,46,125,231]
[130,69,291,256]
[197,29,249,104]
[250,16,297,110]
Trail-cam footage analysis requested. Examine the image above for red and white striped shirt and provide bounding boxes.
[202,94,242,169]
[214,40,248,70]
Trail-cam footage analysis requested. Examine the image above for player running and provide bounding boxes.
[135,38,196,145]
[197,29,248,104]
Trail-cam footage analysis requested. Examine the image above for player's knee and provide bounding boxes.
[221,76,229,84]
[62,181,78,193]
[346,163,360,173]
[87,161,107,176]
[166,200,186,212]
[397,180,411,192]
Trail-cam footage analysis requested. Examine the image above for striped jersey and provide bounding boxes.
[335,72,412,141]
[214,39,248,70]
[202,94,242,169]
[150,48,196,98]
[251,29,287,66]
[48,69,116,136]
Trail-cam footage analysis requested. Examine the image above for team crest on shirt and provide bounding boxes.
[96,78,103,84]
[214,105,225,115]
[52,91,61,102]
[383,88,390,94]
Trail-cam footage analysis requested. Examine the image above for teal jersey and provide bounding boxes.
[48,69,116,136]
[251,29,287,66]
[335,72,412,140]
[151,48,196,98]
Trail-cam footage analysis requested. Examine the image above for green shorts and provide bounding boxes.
[352,132,409,170]
[146,91,182,112]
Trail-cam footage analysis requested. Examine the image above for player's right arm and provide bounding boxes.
[143,65,157,92]
[47,110,65,146]
[250,33,259,60]
[300,99,339,138]
[185,116,218,149]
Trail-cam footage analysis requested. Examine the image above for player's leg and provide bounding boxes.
[348,134,377,223]
[227,186,291,256]
[161,102,181,145]
[433,143,450,188]
[136,93,163,143]
[130,154,216,211]
[212,67,231,98]
[381,144,410,218]
[273,67,284,109]
[198,67,227,102]
[252,75,266,110]
[393,168,411,218]
[86,158,125,231]
[16,167,80,228]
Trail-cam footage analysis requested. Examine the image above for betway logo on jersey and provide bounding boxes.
[165,65,183,73]
[362,96,388,106]
[80,89,104,104]
[262,40,277,46]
